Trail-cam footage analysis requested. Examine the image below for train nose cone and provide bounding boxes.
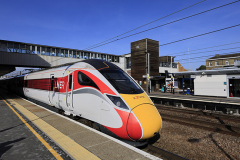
[127,104,162,140]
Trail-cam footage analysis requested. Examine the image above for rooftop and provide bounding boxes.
[207,53,240,60]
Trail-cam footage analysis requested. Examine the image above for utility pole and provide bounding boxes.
[148,51,150,93]
[171,56,173,93]
[145,39,151,93]
[146,39,148,93]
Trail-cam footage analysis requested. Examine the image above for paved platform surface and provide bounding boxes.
[149,91,240,106]
[0,89,160,160]
[0,96,70,160]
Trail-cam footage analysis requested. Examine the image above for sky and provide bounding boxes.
[1,0,240,71]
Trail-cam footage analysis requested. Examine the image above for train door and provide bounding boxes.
[66,72,74,111]
[49,74,56,106]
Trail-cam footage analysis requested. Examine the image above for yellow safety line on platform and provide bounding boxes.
[1,97,63,160]
[2,96,100,160]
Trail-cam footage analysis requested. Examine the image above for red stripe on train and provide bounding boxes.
[104,109,142,140]
[24,70,116,95]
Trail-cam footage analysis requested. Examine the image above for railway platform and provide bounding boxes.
[0,89,160,160]
[149,91,240,114]
[149,91,240,105]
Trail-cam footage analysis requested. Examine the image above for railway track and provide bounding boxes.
[64,111,189,160]
[142,144,187,160]
[156,104,240,137]
[155,104,240,123]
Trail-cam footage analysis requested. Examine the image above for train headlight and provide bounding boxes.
[107,95,129,110]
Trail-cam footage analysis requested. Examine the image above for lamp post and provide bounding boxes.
[148,52,150,93]
[146,51,150,93]
[171,56,176,94]
[145,39,151,93]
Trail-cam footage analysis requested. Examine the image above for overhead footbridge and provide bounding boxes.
[0,39,121,77]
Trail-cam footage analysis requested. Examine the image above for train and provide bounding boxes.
[0,59,162,146]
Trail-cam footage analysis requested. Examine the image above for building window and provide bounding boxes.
[7,42,14,52]
[46,48,50,56]
[59,49,64,57]
[14,44,19,53]
[226,60,229,65]
[209,61,212,66]
[73,51,76,58]
[51,48,56,56]
[31,46,35,54]
[108,55,112,62]
[41,47,46,55]
[102,54,106,60]
[97,54,101,59]
[172,63,177,68]
[64,50,68,57]
[76,51,80,58]
[114,56,119,62]
[215,61,219,66]
[37,46,40,54]
[69,50,72,57]
[56,49,61,57]
[26,45,31,54]
[84,52,89,59]
[126,57,131,69]
[20,44,26,53]
[91,53,95,59]
[80,52,83,59]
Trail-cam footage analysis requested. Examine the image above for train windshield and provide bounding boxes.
[100,69,143,94]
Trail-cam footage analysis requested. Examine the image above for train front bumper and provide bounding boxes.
[127,103,162,140]
[120,92,162,140]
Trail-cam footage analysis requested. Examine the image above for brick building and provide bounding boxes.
[206,53,240,70]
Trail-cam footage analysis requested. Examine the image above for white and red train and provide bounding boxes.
[1,59,162,146]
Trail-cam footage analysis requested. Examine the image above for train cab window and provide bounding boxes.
[78,72,99,90]
[100,69,143,94]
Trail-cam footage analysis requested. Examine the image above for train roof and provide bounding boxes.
[82,59,121,70]
[38,59,121,71]
[21,59,121,79]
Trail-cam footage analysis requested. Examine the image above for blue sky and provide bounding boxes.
[1,0,240,71]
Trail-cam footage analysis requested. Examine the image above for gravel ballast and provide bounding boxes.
[155,110,240,160]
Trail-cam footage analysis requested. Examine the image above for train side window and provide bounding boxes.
[78,71,99,90]
[69,75,72,89]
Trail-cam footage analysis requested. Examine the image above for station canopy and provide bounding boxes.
[173,68,240,76]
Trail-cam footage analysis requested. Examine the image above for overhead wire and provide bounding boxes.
[159,23,240,47]
[168,44,240,69]
[167,42,240,56]
[49,0,207,64]
[173,51,240,69]
[49,1,240,65]
[169,46,240,65]
[174,49,240,68]
[168,46,240,59]
[175,50,240,70]
[176,50,240,61]
[83,0,206,50]
[84,0,240,50]
[180,60,206,65]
